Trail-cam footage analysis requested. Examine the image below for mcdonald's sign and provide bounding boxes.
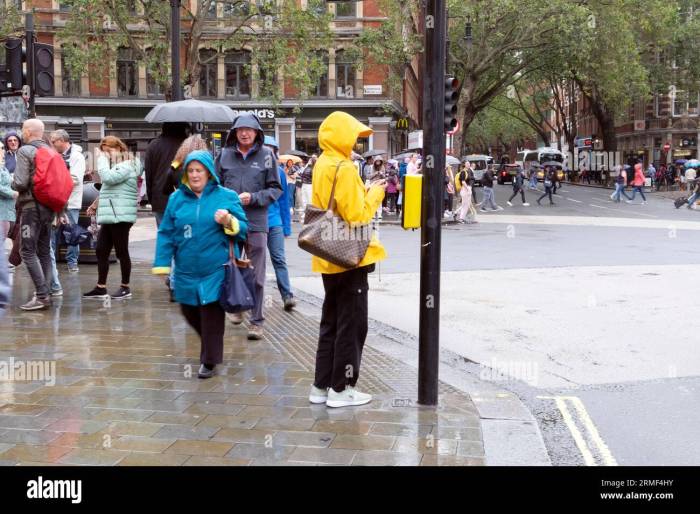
[396,117,410,131]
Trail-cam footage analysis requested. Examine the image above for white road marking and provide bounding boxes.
[589,204,611,210]
[474,214,700,230]
[566,198,583,203]
[538,395,618,466]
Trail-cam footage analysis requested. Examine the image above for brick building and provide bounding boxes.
[4,0,421,164]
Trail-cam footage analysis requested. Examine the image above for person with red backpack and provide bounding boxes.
[12,119,72,311]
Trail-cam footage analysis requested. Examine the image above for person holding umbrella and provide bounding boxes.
[282,156,300,218]
[216,113,282,340]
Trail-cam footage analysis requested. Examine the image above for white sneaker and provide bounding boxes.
[309,385,328,404]
[506,201,513,206]
[523,203,530,206]
[326,386,372,408]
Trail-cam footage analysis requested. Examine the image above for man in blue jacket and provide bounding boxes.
[263,136,296,311]
[216,113,283,340]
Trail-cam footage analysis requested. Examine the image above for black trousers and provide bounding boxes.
[538,186,553,204]
[315,265,371,393]
[96,222,132,285]
[180,302,226,366]
[508,188,526,203]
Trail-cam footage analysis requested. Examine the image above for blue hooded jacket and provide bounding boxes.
[263,136,291,236]
[153,150,248,306]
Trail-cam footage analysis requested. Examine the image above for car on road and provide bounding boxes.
[497,164,522,184]
[463,154,494,186]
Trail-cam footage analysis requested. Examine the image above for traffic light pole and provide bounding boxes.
[418,0,447,406]
[170,0,181,101]
[25,12,35,118]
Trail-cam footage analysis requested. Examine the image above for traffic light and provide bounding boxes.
[5,37,26,91]
[33,43,54,97]
[444,76,460,133]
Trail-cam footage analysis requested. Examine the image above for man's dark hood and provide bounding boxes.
[224,113,264,148]
[3,131,21,151]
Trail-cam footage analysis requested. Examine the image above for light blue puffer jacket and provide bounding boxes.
[0,165,16,223]
[96,155,141,225]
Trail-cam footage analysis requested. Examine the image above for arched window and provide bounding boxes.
[335,50,356,98]
[199,48,218,98]
[224,50,251,99]
[312,51,329,98]
[117,47,138,97]
[61,52,81,97]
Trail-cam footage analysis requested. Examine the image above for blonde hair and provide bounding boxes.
[99,135,128,153]
[173,135,208,166]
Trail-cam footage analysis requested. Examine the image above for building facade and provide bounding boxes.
[6,0,421,166]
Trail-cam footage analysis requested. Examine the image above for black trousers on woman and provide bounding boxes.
[314,265,372,393]
[180,302,226,366]
[538,186,554,204]
[96,222,133,285]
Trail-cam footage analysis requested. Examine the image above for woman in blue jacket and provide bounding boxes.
[153,150,248,379]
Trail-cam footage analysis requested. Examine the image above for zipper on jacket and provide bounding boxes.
[109,199,117,219]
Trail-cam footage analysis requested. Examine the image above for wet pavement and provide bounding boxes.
[0,262,484,466]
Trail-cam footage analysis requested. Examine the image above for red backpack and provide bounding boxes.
[33,145,73,212]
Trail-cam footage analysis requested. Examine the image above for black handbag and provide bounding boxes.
[219,242,256,314]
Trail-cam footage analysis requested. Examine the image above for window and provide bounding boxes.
[199,49,218,98]
[205,0,218,19]
[311,51,328,98]
[673,89,699,116]
[117,47,138,97]
[335,50,355,98]
[58,1,71,11]
[224,50,251,99]
[61,54,80,97]
[146,51,165,98]
[223,1,251,17]
[335,1,356,18]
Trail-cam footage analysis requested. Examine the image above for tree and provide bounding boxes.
[57,0,334,105]
[464,95,536,155]
[446,0,582,156]
[0,2,22,41]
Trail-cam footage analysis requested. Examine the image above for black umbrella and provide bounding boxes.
[288,149,309,159]
[145,99,236,123]
[362,149,386,159]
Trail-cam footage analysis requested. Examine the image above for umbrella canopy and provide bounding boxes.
[279,154,302,164]
[675,159,688,165]
[446,155,461,166]
[145,99,236,123]
[362,149,386,159]
[685,159,700,168]
[287,149,309,159]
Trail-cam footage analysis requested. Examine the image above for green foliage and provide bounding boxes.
[0,2,23,40]
[465,94,536,152]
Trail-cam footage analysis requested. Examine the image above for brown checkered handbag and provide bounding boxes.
[298,161,372,268]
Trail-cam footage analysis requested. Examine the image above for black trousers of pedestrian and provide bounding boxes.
[180,302,226,366]
[8,203,22,266]
[96,222,133,285]
[315,265,371,393]
[538,186,553,204]
[508,188,526,203]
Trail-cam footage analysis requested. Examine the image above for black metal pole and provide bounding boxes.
[25,12,35,118]
[170,0,181,101]
[418,0,446,406]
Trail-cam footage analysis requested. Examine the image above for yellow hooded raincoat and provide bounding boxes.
[311,111,387,274]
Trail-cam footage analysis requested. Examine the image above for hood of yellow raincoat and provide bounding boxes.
[180,150,220,190]
[318,111,373,159]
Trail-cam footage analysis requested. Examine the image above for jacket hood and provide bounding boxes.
[182,150,220,188]
[318,112,372,159]
[224,113,264,147]
[3,131,21,150]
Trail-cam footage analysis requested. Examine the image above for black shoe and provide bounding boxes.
[83,287,109,299]
[283,296,297,312]
[198,363,215,379]
[111,286,132,300]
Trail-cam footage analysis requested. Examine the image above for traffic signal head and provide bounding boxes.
[444,76,460,132]
[5,38,26,91]
[33,43,54,97]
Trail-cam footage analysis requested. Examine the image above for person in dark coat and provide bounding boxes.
[144,122,189,227]
[3,131,21,175]
[3,131,22,269]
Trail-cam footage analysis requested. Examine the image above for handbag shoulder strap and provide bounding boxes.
[326,160,345,212]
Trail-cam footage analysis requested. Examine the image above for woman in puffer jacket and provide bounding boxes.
[153,150,248,378]
[83,136,141,300]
